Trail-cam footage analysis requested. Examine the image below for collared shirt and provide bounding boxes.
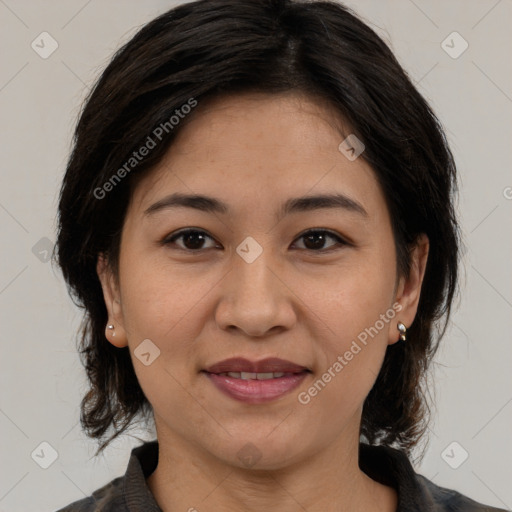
[55,440,507,511]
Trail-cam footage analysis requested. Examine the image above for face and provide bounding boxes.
[98,92,428,469]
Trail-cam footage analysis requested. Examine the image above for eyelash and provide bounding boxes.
[162,228,350,254]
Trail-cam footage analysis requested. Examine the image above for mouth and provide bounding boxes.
[202,357,311,404]
[203,357,311,374]
[212,371,301,380]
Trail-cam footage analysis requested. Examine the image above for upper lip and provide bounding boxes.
[204,357,310,374]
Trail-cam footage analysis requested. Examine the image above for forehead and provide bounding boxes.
[128,92,385,220]
[166,91,349,162]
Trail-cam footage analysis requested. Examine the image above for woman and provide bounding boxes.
[54,0,506,510]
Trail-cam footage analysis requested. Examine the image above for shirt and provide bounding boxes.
[55,440,507,512]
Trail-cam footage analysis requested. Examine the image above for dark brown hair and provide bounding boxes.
[54,0,460,457]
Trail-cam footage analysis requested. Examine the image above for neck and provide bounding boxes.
[146,422,397,512]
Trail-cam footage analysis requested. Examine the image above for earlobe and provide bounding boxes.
[96,253,129,348]
[104,322,127,348]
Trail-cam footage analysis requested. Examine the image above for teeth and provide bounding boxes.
[256,372,274,380]
[219,371,290,380]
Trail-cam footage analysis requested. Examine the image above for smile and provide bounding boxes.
[203,370,310,404]
[216,371,291,379]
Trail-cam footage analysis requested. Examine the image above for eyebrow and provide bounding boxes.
[144,192,368,219]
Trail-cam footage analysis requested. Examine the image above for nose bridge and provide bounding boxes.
[232,240,278,305]
[216,239,293,336]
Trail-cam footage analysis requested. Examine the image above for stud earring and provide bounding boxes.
[397,322,407,342]
[107,324,115,337]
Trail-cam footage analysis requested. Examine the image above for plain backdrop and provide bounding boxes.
[0,1,511,511]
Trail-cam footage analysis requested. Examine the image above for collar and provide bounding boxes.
[122,440,435,512]
[359,443,434,511]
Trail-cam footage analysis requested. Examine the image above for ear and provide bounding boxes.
[96,253,128,348]
[388,233,429,345]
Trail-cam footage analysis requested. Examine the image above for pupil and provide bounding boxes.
[184,232,204,249]
[305,233,325,250]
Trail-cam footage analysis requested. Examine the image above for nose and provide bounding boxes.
[214,247,296,338]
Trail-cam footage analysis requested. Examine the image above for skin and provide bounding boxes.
[97,91,429,512]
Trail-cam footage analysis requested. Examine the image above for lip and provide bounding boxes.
[203,371,309,404]
[204,357,309,374]
[202,357,311,404]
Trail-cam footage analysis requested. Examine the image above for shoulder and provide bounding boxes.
[54,440,160,512]
[417,474,508,512]
[54,475,125,512]
[359,443,507,512]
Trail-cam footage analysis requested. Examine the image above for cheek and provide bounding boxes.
[118,260,207,412]
[301,255,396,403]
[118,248,212,338]
[298,286,395,433]
[313,256,396,337]
[314,286,394,385]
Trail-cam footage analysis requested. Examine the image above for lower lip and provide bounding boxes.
[203,371,309,404]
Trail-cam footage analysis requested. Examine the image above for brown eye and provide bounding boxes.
[164,229,218,251]
[293,230,347,252]
[163,228,348,253]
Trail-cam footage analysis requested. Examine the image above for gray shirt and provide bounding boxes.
[55,441,507,511]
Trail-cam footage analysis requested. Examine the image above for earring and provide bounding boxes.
[107,324,115,337]
[397,322,407,342]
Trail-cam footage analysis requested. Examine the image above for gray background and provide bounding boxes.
[0,1,511,511]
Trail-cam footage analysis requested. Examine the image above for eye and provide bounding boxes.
[162,228,348,253]
[163,229,218,251]
[292,229,348,252]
